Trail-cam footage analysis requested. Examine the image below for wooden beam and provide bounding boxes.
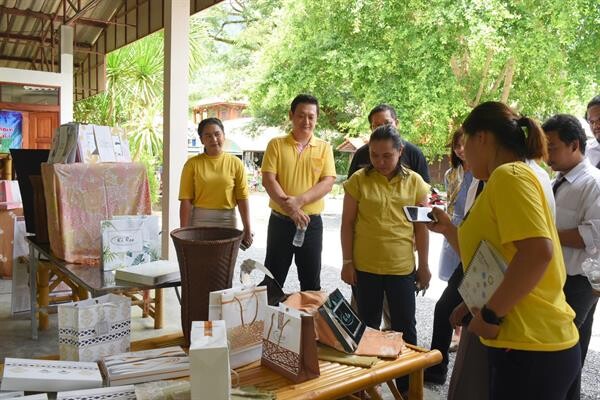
[0,31,92,49]
[63,0,103,25]
[0,5,130,28]
[0,54,59,66]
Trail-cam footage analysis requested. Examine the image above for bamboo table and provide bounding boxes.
[133,334,442,400]
[1,333,441,400]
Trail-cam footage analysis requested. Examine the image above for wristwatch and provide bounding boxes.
[481,305,504,325]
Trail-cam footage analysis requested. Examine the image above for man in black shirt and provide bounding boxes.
[347,104,431,182]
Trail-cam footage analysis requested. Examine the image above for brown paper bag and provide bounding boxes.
[261,304,319,383]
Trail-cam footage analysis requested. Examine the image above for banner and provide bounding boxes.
[0,111,23,152]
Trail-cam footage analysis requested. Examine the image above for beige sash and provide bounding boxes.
[191,207,237,229]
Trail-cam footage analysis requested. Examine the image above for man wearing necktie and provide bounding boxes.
[544,114,600,400]
[583,95,600,168]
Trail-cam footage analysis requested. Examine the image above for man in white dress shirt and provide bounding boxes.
[544,114,600,400]
[584,95,600,167]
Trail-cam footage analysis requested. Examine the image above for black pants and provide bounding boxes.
[427,265,464,377]
[355,269,416,392]
[488,344,581,400]
[564,274,599,400]
[263,212,323,291]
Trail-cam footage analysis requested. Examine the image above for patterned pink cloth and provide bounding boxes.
[42,163,151,264]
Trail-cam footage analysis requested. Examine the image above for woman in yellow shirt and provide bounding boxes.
[179,118,253,248]
[340,124,431,393]
[429,102,579,400]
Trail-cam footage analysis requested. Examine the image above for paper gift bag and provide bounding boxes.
[101,215,160,271]
[209,285,267,368]
[58,293,131,362]
[261,304,319,383]
[189,321,230,400]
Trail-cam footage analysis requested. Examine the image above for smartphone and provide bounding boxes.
[403,206,436,223]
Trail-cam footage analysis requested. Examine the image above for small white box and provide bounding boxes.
[0,358,103,392]
[57,385,136,400]
[189,320,230,400]
[100,346,189,386]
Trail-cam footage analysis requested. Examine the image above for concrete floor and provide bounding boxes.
[1,193,599,399]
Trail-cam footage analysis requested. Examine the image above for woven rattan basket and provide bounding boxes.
[170,226,243,346]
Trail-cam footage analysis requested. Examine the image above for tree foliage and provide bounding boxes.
[220,0,600,159]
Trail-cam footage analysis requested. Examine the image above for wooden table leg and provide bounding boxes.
[408,369,424,400]
[366,387,384,400]
[37,263,50,331]
[153,288,163,329]
[386,380,404,400]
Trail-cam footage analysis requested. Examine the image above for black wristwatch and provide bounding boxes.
[481,305,504,325]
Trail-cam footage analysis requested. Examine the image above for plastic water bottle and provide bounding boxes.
[292,226,307,247]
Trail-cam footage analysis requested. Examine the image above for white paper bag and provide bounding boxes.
[11,216,29,314]
[58,293,131,362]
[189,320,230,400]
[209,285,267,368]
[101,215,160,271]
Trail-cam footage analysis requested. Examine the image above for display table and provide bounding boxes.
[26,237,181,339]
[0,333,442,400]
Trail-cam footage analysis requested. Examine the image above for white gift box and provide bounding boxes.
[0,391,24,399]
[189,321,230,400]
[101,215,161,271]
[0,358,103,392]
[58,294,131,362]
[100,346,189,386]
[17,396,48,400]
[208,285,267,368]
[57,385,136,400]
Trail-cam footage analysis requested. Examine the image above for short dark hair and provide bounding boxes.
[366,124,407,177]
[197,117,224,137]
[461,101,547,161]
[542,114,587,154]
[290,94,319,115]
[368,104,397,125]
[449,128,465,169]
[586,95,600,119]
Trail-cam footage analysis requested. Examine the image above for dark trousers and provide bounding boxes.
[427,265,464,377]
[564,274,599,400]
[263,212,323,291]
[488,344,580,400]
[355,269,416,392]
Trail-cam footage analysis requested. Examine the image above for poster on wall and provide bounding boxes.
[0,111,23,153]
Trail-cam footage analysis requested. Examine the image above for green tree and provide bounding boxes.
[239,0,599,159]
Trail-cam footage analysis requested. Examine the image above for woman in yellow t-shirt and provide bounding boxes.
[429,102,579,400]
[179,118,253,248]
[340,124,431,393]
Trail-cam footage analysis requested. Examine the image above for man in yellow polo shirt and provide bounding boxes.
[261,94,336,292]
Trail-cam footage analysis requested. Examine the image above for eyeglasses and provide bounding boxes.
[588,117,600,127]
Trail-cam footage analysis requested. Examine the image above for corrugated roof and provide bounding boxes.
[0,0,222,100]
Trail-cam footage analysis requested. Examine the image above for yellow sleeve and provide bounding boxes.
[321,143,337,178]
[234,157,249,200]
[261,139,279,174]
[178,158,195,200]
[414,174,431,203]
[343,172,361,201]
[490,166,551,245]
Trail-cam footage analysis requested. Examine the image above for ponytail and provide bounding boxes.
[517,116,547,161]
[462,101,547,161]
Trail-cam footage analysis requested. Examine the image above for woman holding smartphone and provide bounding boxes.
[429,102,579,400]
[340,124,431,394]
